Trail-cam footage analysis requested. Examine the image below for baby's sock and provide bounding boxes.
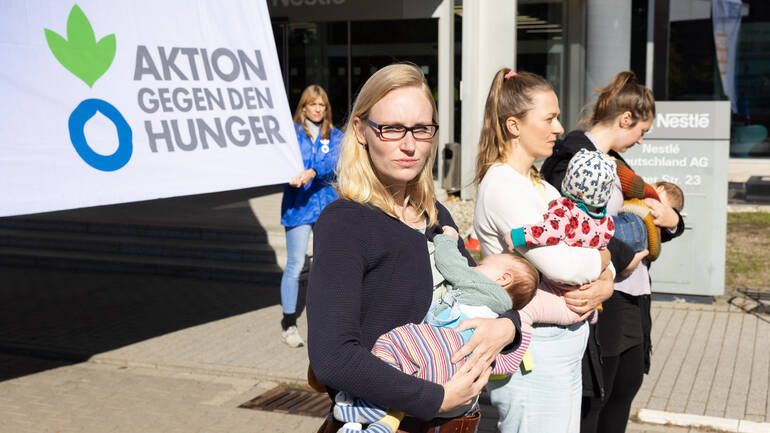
[364,422,395,433]
[333,392,387,423]
[336,422,362,433]
[364,410,403,433]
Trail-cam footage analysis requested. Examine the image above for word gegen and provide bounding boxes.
[137,86,274,113]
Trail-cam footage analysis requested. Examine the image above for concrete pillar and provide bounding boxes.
[652,0,670,100]
[585,0,631,102]
[645,0,656,89]
[460,0,517,199]
[434,0,454,184]
[565,0,586,131]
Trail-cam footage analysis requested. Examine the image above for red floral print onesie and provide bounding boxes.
[510,197,615,249]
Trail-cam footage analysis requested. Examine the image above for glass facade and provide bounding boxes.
[516,0,566,102]
[270,1,566,139]
[272,21,350,127]
[272,19,440,131]
[666,0,770,158]
[270,0,767,161]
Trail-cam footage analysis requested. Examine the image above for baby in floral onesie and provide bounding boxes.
[509,148,616,250]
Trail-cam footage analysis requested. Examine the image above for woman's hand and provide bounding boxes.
[503,230,515,252]
[439,352,492,414]
[599,248,611,271]
[439,317,516,413]
[288,169,317,187]
[620,249,649,277]
[450,317,517,365]
[643,198,679,229]
[563,266,614,316]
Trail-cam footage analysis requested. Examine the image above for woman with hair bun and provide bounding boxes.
[541,71,685,433]
[474,69,614,433]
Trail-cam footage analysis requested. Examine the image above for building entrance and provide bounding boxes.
[272,19,439,129]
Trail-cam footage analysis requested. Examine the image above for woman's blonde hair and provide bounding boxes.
[587,71,655,127]
[335,63,439,226]
[293,85,333,140]
[475,69,554,185]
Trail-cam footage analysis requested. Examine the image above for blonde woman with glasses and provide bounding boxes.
[307,63,523,433]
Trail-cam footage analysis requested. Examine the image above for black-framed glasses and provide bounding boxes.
[366,119,439,141]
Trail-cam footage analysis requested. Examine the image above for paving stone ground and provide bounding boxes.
[3,262,767,432]
[0,354,321,433]
[2,191,768,433]
[0,354,703,433]
[631,300,770,424]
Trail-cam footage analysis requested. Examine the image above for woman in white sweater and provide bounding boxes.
[473,70,614,433]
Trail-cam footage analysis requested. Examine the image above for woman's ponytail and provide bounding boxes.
[475,69,553,186]
[589,71,655,127]
[475,69,509,185]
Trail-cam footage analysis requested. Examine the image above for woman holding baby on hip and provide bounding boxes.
[473,69,615,433]
[541,71,685,433]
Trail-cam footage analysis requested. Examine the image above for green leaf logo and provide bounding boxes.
[44,5,116,88]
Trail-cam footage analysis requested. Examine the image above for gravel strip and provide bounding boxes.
[440,196,475,239]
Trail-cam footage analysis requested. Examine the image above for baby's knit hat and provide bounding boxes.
[561,149,617,208]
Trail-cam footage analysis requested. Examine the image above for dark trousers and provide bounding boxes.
[581,344,645,433]
[581,293,651,433]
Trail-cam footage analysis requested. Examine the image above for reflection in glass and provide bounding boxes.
[668,0,770,157]
[516,1,565,101]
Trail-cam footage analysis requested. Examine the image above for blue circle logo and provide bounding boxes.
[68,98,133,171]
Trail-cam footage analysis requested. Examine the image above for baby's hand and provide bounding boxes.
[442,225,459,240]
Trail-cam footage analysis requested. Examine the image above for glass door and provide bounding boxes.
[516,0,567,103]
[273,21,349,128]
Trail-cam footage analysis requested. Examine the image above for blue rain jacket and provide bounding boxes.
[281,123,343,227]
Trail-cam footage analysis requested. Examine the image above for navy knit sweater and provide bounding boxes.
[307,199,522,420]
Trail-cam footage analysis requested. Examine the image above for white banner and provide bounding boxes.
[0,0,303,217]
[712,0,742,113]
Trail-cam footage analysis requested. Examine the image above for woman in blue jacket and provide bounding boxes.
[280,85,343,348]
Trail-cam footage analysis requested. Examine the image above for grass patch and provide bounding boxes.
[728,212,770,225]
[725,212,770,295]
